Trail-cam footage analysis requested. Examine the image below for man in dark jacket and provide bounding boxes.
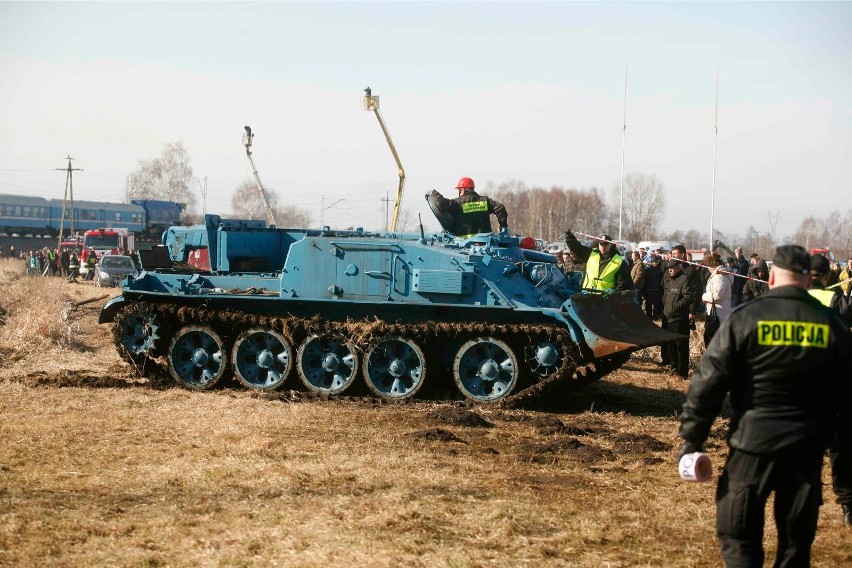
[726,256,745,306]
[734,247,750,280]
[679,245,852,566]
[742,260,769,303]
[643,256,663,320]
[428,177,508,238]
[660,246,701,367]
[564,231,632,292]
[663,258,694,378]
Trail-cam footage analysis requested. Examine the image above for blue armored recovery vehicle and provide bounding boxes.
[99,213,678,404]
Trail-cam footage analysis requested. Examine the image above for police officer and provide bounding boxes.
[808,254,852,326]
[808,253,852,527]
[679,245,852,566]
[563,232,632,292]
[428,177,508,238]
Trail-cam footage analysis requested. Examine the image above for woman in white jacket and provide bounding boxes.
[702,253,734,322]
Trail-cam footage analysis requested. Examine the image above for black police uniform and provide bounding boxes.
[429,189,508,238]
[680,275,852,566]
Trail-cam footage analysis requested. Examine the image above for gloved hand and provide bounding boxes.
[678,442,702,461]
[563,229,575,242]
[499,227,509,236]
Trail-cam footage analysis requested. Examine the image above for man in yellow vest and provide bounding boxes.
[428,177,508,239]
[564,231,632,292]
[809,254,852,326]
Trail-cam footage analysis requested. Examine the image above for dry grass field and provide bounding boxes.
[0,257,849,567]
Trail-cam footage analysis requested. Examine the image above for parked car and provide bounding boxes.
[94,254,138,287]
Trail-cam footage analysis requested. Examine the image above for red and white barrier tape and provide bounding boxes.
[567,230,769,284]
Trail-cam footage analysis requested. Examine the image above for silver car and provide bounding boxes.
[95,255,138,287]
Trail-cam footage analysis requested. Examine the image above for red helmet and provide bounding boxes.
[455,177,475,190]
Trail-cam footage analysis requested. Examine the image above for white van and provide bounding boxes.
[637,240,681,253]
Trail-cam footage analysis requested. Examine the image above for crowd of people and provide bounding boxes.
[0,244,139,283]
[557,236,852,368]
[558,230,852,562]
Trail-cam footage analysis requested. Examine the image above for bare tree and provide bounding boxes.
[275,204,311,227]
[490,183,609,241]
[126,142,196,215]
[395,208,416,232]
[610,171,666,242]
[792,210,852,259]
[682,229,703,250]
[230,180,311,227]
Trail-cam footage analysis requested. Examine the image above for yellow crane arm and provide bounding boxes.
[363,87,405,232]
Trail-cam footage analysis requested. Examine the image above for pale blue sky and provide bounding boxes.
[1,2,850,239]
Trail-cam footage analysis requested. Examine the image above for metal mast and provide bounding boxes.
[710,68,719,249]
[242,126,277,226]
[56,155,82,248]
[619,66,627,243]
[362,87,405,232]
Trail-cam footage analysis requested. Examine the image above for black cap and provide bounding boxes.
[772,245,810,274]
[597,234,613,244]
[664,259,681,269]
[809,254,830,275]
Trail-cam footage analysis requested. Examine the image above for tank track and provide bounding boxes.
[113,302,632,406]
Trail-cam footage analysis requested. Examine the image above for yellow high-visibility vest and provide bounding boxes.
[808,289,835,308]
[584,251,623,291]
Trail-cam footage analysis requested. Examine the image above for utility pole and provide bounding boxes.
[380,192,392,231]
[198,176,208,217]
[767,210,780,240]
[619,65,627,243]
[320,195,346,229]
[710,67,720,250]
[56,155,82,249]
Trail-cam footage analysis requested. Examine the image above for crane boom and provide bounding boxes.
[242,126,277,227]
[362,87,405,232]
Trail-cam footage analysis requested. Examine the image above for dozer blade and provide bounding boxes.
[566,292,683,358]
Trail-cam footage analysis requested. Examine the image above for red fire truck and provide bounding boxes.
[810,248,835,264]
[79,228,135,273]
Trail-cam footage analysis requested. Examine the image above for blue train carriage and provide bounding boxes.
[131,199,186,238]
[0,193,146,237]
[53,199,145,234]
[0,194,51,235]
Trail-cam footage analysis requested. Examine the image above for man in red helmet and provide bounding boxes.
[428,177,508,238]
